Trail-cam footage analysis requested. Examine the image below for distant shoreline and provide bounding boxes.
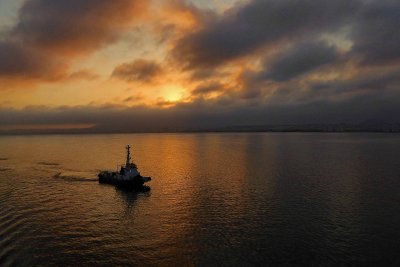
[1,129,400,136]
[1,123,400,135]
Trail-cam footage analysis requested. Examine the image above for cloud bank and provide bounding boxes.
[0,0,148,82]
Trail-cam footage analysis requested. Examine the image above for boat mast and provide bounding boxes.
[126,145,131,167]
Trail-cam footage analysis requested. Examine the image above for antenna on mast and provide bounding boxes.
[126,145,131,167]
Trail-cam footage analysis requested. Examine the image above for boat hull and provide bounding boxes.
[98,172,151,190]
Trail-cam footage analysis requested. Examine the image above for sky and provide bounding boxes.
[0,0,399,132]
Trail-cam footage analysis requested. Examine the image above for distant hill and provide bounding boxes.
[1,122,400,135]
[200,123,400,133]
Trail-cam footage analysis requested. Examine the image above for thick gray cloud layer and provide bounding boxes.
[0,0,146,80]
[173,0,359,68]
[1,89,399,132]
[351,0,400,64]
[0,41,59,77]
[14,0,145,54]
[262,42,338,82]
[166,0,400,128]
[310,69,400,94]
[191,82,223,96]
[112,59,163,82]
[172,0,400,69]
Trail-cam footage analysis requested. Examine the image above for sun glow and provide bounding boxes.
[162,85,185,102]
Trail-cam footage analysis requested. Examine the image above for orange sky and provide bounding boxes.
[0,0,237,109]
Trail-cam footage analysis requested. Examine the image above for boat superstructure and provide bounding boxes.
[98,145,151,190]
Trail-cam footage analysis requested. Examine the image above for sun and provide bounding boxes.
[163,85,185,102]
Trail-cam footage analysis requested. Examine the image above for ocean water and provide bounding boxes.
[0,133,400,266]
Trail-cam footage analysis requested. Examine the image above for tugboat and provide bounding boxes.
[98,145,151,190]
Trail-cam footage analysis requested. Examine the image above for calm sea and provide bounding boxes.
[0,133,400,266]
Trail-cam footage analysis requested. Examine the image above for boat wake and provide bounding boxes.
[38,161,60,166]
[53,172,98,182]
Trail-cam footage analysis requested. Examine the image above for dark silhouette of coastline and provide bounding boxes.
[1,122,399,135]
[201,122,400,133]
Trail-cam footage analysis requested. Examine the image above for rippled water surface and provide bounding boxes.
[1,133,400,266]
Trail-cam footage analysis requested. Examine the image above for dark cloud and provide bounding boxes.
[262,42,338,82]
[172,0,359,68]
[190,68,220,80]
[0,40,65,80]
[258,67,400,107]
[351,0,400,65]
[0,41,102,82]
[124,94,144,102]
[310,69,400,94]
[0,41,47,76]
[238,70,265,99]
[68,69,99,81]
[233,64,400,107]
[14,0,148,55]
[0,0,148,83]
[111,59,163,82]
[191,82,222,95]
